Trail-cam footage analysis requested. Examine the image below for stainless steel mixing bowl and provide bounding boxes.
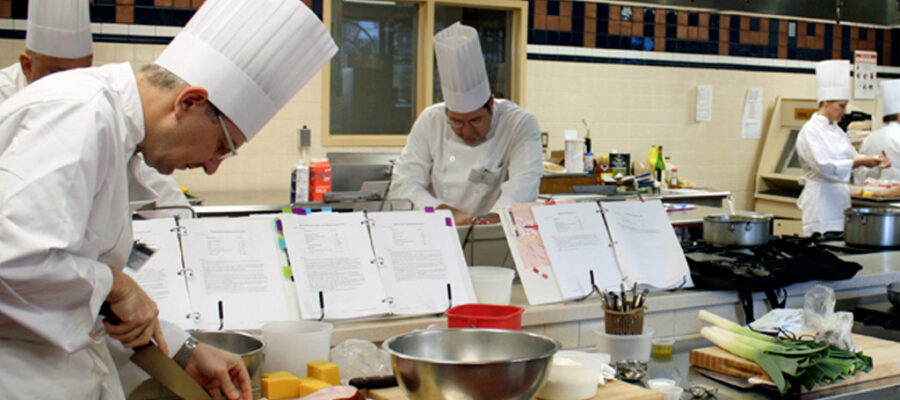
[190,330,264,378]
[382,328,560,400]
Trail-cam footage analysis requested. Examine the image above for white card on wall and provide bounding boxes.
[854,50,877,100]
[696,84,712,122]
[741,88,763,139]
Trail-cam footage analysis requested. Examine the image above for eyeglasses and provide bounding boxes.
[448,116,488,130]
[215,111,237,160]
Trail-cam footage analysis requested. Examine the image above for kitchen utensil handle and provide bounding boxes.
[100,301,152,351]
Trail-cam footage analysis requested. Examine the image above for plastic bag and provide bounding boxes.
[802,284,853,350]
[329,339,393,384]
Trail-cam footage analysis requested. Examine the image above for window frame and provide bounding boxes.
[322,0,528,147]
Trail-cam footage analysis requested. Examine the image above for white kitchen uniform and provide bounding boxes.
[389,99,542,215]
[0,63,26,102]
[0,62,141,399]
[860,122,900,181]
[796,113,859,236]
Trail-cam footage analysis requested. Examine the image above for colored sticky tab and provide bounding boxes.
[292,208,306,215]
[275,219,283,231]
[424,206,435,213]
[322,207,332,212]
[278,237,286,249]
[303,207,313,214]
[281,207,292,214]
[445,217,452,227]
[282,266,292,279]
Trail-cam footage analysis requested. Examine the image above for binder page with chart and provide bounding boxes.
[178,217,291,329]
[129,217,192,325]
[367,210,474,315]
[530,202,618,298]
[281,212,390,320]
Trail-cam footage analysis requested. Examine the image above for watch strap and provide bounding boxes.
[173,335,199,369]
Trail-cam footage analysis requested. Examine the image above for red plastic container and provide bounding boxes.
[445,304,524,330]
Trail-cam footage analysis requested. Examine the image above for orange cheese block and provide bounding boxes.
[299,376,333,397]
[307,360,341,385]
[262,373,301,400]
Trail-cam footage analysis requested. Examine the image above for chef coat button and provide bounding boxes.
[449,156,456,162]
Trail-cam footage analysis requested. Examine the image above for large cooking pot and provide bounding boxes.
[703,214,772,247]
[845,207,900,247]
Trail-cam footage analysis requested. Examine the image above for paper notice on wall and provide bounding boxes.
[741,88,764,139]
[854,50,877,100]
[696,84,712,122]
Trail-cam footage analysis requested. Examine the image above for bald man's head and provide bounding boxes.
[19,49,93,84]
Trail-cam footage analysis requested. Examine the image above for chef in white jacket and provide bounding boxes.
[796,60,889,236]
[0,0,190,212]
[0,0,93,101]
[389,22,542,225]
[0,0,337,398]
[860,79,900,182]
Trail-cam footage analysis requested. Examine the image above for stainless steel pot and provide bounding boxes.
[703,214,772,247]
[845,208,900,247]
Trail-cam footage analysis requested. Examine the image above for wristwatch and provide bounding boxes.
[173,336,200,368]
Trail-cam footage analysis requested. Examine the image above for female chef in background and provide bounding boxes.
[796,60,890,236]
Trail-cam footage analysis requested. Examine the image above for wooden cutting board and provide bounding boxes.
[690,334,900,393]
[368,379,661,400]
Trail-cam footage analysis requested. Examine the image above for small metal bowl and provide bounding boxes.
[888,281,900,309]
[189,330,264,378]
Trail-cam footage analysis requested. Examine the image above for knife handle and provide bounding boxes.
[100,301,152,351]
[349,375,397,390]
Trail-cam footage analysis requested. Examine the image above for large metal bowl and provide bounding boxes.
[189,330,264,378]
[383,328,560,400]
[888,282,900,309]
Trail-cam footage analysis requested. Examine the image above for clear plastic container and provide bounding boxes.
[593,328,655,362]
[468,266,515,305]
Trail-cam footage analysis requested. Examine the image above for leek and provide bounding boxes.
[697,311,873,395]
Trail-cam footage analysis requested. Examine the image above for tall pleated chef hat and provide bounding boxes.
[155,0,337,141]
[26,0,93,58]
[881,80,900,116]
[434,22,491,113]
[816,60,850,102]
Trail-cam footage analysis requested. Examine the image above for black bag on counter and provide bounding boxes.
[687,237,862,323]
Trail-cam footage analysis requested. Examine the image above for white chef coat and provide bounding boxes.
[0,62,183,399]
[0,62,27,103]
[796,113,860,236]
[860,121,900,181]
[389,99,542,215]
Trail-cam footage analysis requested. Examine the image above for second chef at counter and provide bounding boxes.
[797,59,890,236]
[389,22,543,226]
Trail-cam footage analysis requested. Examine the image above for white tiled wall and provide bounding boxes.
[1,37,880,210]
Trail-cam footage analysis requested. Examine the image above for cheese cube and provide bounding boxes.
[298,376,332,397]
[307,360,341,385]
[262,371,294,379]
[261,373,301,400]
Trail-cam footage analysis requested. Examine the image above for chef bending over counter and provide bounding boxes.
[388,23,543,226]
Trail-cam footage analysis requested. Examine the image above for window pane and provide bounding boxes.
[434,7,512,104]
[330,0,417,135]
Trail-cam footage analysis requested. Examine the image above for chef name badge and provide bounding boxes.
[126,240,156,271]
[469,167,502,186]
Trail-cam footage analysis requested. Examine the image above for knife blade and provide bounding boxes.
[692,366,777,391]
[101,302,212,400]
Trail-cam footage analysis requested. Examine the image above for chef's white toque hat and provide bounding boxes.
[155,0,337,141]
[434,22,491,114]
[26,0,93,58]
[881,80,900,116]
[816,60,850,102]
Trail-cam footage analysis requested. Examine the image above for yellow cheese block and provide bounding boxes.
[307,360,341,385]
[261,373,301,400]
[262,371,295,379]
[298,377,332,397]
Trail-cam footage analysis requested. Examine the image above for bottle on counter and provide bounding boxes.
[594,154,611,180]
[584,152,594,175]
[654,146,666,183]
[668,168,680,188]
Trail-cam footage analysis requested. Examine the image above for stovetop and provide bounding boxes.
[682,232,896,258]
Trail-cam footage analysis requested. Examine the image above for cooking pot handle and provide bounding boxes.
[745,222,752,231]
[728,223,736,232]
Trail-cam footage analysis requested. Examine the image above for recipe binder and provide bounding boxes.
[280,209,476,320]
[128,216,293,330]
[500,199,689,305]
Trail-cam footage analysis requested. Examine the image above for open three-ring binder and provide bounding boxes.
[128,216,291,330]
[500,199,690,305]
[129,209,476,327]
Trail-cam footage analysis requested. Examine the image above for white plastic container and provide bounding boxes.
[468,266,515,305]
[652,384,683,400]
[593,327,655,362]
[537,351,602,400]
[565,138,585,173]
[261,320,333,377]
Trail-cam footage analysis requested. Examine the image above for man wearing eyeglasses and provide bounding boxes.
[390,22,543,225]
[0,0,337,398]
